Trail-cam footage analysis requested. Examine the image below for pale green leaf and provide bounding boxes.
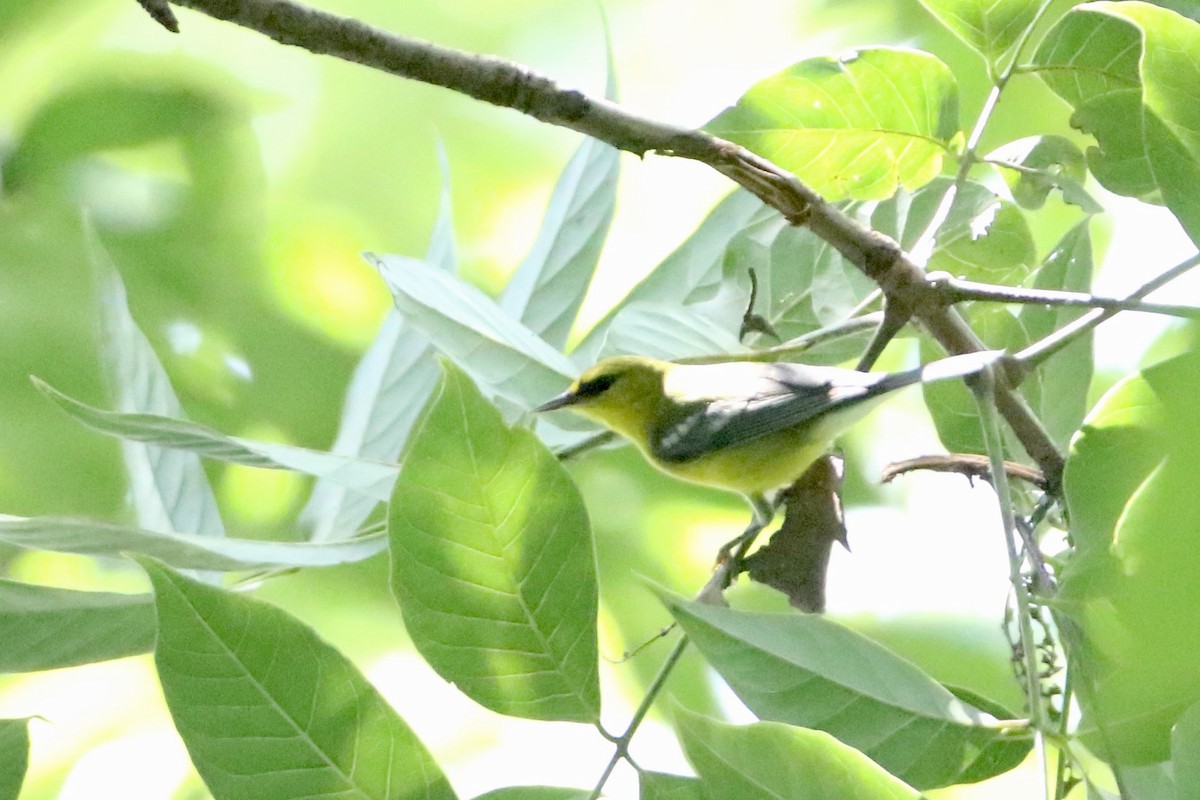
[390,363,599,722]
[676,706,922,800]
[707,48,960,201]
[0,514,385,572]
[1173,701,1200,799]
[300,154,457,542]
[0,718,30,800]
[141,560,456,800]
[86,225,224,539]
[574,190,765,362]
[1034,3,1200,245]
[919,0,1041,61]
[1019,221,1095,448]
[639,772,706,800]
[988,135,1102,212]
[1062,351,1200,764]
[0,579,153,671]
[472,788,590,800]
[663,594,1030,789]
[370,254,579,416]
[34,377,397,503]
[500,136,619,349]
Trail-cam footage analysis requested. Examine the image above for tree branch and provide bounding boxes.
[154,0,1067,490]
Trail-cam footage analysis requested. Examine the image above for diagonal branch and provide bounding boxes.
[147,0,1067,490]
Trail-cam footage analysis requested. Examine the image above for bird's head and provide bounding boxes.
[534,356,667,439]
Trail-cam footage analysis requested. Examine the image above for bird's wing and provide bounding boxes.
[650,362,899,463]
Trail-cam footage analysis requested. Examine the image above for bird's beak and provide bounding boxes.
[534,390,579,413]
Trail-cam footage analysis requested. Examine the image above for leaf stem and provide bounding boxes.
[973,368,1050,799]
[588,634,690,800]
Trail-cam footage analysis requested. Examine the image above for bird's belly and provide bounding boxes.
[648,426,830,495]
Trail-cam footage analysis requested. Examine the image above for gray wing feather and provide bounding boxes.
[651,362,911,463]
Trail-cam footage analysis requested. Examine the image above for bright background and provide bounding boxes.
[0,0,1194,798]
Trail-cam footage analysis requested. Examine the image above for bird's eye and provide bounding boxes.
[575,373,618,398]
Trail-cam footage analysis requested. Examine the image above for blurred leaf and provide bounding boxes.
[301,154,458,541]
[34,377,398,504]
[918,0,1041,62]
[0,579,153,671]
[1019,221,1095,448]
[928,185,1036,286]
[1174,701,1200,800]
[716,212,875,363]
[370,254,580,417]
[389,363,599,722]
[989,135,1102,212]
[1034,3,1200,246]
[4,55,255,192]
[87,227,225,540]
[675,706,922,800]
[600,298,746,361]
[639,772,706,800]
[873,178,1036,286]
[0,718,30,800]
[140,559,456,800]
[500,135,619,349]
[707,48,960,201]
[0,514,385,572]
[1061,350,1200,764]
[472,789,590,800]
[921,307,1029,454]
[574,191,766,361]
[662,594,1030,789]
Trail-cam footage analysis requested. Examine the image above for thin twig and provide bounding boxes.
[682,313,883,364]
[973,367,1051,800]
[588,634,690,800]
[880,453,1048,490]
[155,0,1067,491]
[1017,251,1200,371]
[927,273,1200,319]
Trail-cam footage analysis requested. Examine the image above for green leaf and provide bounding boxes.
[0,514,385,572]
[139,559,456,800]
[389,363,599,722]
[929,185,1036,286]
[1034,3,1200,245]
[500,135,619,349]
[1062,350,1200,764]
[599,299,746,361]
[0,579,154,671]
[34,377,398,503]
[921,307,1030,455]
[919,0,1041,62]
[675,706,922,800]
[0,718,30,800]
[718,212,875,363]
[86,225,225,541]
[707,48,960,201]
[640,772,707,800]
[370,254,580,420]
[472,788,590,800]
[1019,221,1096,448]
[301,154,458,541]
[1174,701,1200,800]
[662,594,1030,789]
[989,135,1102,212]
[574,190,765,362]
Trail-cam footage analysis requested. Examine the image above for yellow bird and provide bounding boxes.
[535,350,1002,518]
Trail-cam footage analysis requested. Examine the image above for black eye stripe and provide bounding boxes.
[575,373,618,398]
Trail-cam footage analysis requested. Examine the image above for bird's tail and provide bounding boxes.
[872,349,1007,394]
